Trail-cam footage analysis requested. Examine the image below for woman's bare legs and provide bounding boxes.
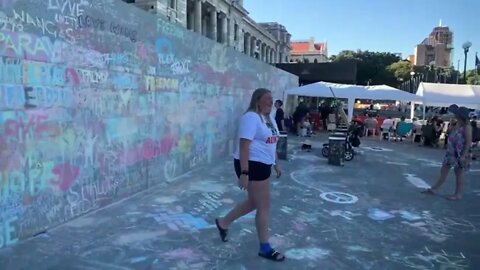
[247,180,270,243]
[217,179,284,260]
[218,199,255,229]
[449,168,464,200]
[217,180,271,243]
[425,165,450,193]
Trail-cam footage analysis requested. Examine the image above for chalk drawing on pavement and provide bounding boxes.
[285,247,330,260]
[367,208,395,221]
[415,158,442,167]
[385,246,469,270]
[189,180,226,193]
[361,147,393,152]
[290,151,322,162]
[391,210,422,221]
[385,161,409,166]
[155,196,179,204]
[149,213,211,231]
[404,174,431,189]
[320,192,358,204]
[114,230,167,245]
[346,246,372,252]
[291,167,359,204]
[324,210,361,220]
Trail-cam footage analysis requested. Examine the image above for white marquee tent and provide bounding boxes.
[415,82,480,109]
[286,81,422,121]
[364,85,423,102]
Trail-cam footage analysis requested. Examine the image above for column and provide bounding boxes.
[221,13,228,44]
[209,9,217,41]
[194,0,202,33]
[273,44,278,63]
[229,19,235,47]
[257,40,263,60]
[261,43,266,61]
[257,42,261,59]
[250,36,256,57]
[239,29,244,52]
[176,0,187,28]
[267,47,271,63]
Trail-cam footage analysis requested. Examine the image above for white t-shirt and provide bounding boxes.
[233,111,279,165]
[381,118,394,129]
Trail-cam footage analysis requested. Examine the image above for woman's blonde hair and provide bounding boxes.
[246,88,272,123]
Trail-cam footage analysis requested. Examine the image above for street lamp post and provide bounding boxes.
[462,41,472,83]
[410,71,415,93]
[429,61,435,83]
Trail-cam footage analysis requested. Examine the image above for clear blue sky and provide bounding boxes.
[244,0,479,70]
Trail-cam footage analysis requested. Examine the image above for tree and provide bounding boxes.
[330,50,401,86]
[465,69,480,85]
[387,60,412,82]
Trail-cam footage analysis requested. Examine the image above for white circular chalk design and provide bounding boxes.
[320,192,358,204]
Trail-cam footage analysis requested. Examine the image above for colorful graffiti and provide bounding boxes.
[0,0,298,248]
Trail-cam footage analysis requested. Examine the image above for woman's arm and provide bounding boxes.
[239,138,251,172]
[463,125,472,157]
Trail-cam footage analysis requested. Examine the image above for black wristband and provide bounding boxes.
[240,170,249,175]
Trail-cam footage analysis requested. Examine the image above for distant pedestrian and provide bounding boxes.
[215,88,285,262]
[274,100,285,132]
[422,105,472,200]
[293,102,309,135]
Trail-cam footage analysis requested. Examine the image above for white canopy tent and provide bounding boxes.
[286,82,421,121]
[285,81,364,121]
[415,82,480,109]
[364,85,423,102]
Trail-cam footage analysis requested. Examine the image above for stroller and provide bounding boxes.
[322,121,363,161]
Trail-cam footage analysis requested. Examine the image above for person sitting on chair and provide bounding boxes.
[422,119,437,147]
[364,114,378,136]
[380,116,394,140]
[394,116,407,142]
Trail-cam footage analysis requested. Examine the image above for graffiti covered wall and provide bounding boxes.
[0,0,298,247]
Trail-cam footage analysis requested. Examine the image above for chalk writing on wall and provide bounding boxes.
[0,0,298,249]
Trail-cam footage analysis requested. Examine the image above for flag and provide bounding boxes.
[476,52,480,68]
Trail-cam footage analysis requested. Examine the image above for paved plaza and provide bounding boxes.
[0,135,479,270]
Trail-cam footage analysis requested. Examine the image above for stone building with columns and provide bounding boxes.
[123,0,291,64]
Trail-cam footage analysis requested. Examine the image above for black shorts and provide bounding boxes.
[234,159,272,181]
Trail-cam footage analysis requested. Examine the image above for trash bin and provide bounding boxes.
[328,133,346,166]
[277,132,288,160]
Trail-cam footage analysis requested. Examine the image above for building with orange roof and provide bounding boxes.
[290,37,328,63]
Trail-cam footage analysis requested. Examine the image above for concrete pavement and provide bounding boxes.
[0,135,479,270]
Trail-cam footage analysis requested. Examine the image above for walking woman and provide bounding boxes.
[422,105,472,200]
[215,88,285,262]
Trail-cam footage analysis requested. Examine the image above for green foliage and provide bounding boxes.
[331,50,401,86]
[331,49,463,86]
[387,60,412,81]
[465,69,480,85]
